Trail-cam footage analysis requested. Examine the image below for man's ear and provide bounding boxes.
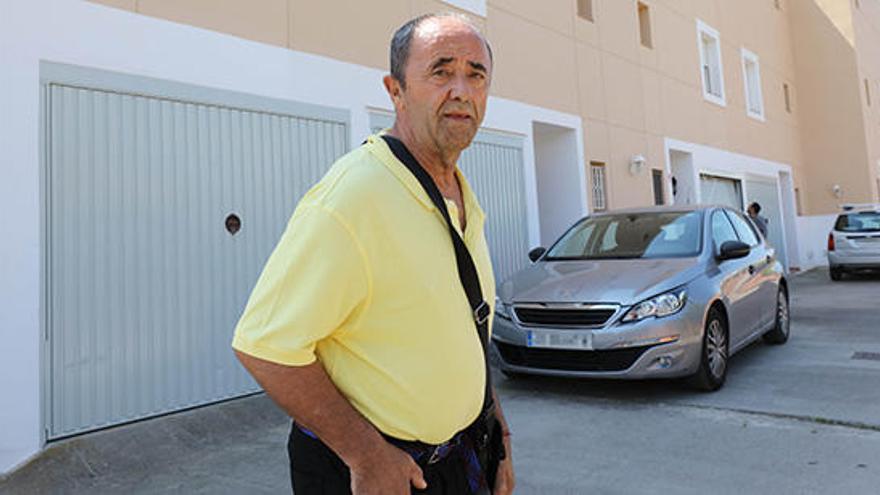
[383,74,404,110]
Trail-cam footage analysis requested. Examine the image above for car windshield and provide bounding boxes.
[545,211,703,260]
[835,212,880,232]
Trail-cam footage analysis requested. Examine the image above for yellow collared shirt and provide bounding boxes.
[232,134,496,444]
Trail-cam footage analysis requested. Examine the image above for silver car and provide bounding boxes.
[492,206,790,391]
[827,204,880,281]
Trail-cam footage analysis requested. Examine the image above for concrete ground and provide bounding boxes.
[2,268,879,494]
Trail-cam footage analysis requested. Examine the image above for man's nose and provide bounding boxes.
[447,74,472,101]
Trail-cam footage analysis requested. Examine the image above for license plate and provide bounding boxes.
[526,330,593,350]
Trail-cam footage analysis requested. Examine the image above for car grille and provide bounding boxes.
[513,306,617,327]
[495,341,651,372]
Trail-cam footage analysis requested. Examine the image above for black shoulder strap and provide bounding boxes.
[381,135,495,418]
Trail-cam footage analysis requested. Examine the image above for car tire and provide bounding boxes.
[689,306,728,392]
[762,286,790,345]
[830,266,843,281]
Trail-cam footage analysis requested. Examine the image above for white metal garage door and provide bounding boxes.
[370,113,530,285]
[746,178,788,269]
[44,65,349,438]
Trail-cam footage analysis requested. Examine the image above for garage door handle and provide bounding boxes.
[748,265,756,275]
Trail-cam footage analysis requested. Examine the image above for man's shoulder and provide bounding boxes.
[302,144,399,216]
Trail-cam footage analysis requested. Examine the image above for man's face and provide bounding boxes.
[391,18,492,155]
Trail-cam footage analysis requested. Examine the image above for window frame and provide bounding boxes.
[638,1,653,49]
[697,19,727,107]
[590,162,608,212]
[577,0,594,22]
[724,209,761,247]
[741,48,765,121]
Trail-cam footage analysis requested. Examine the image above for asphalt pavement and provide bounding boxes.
[2,268,879,494]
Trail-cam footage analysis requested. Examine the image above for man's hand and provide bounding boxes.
[349,441,427,495]
[492,433,515,495]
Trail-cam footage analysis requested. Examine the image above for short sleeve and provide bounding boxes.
[231,204,370,366]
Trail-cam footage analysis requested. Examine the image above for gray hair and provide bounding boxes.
[389,13,493,89]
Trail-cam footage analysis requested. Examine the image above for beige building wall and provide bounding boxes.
[789,0,880,214]
[87,0,878,214]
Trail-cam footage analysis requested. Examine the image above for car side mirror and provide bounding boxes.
[528,247,546,262]
[717,240,751,261]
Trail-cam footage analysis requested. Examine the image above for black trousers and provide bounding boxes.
[288,424,485,495]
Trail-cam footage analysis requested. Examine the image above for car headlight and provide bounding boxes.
[495,297,513,320]
[621,289,687,323]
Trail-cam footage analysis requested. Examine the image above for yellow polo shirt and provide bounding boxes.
[232,134,496,444]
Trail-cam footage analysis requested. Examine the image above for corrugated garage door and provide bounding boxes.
[371,113,530,285]
[44,69,348,438]
[746,178,788,269]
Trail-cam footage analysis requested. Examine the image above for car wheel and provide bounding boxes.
[763,286,790,345]
[830,266,843,281]
[689,306,728,392]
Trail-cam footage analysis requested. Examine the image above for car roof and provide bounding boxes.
[590,204,726,216]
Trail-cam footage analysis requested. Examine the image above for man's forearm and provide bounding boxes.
[234,350,383,469]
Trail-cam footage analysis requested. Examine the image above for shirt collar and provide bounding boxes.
[364,132,486,227]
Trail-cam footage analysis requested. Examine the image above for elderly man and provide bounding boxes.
[232,13,514,495]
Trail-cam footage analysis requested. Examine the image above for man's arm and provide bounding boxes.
[234,350,426,494]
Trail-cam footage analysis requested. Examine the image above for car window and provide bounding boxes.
[545,211,703,260]
[711,210,739,249]
[835,212,880,232]
[725,210,760,247]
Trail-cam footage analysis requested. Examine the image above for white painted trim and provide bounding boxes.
[439,0,487,17]
[696,19,726,107]
[0,0,584,473]
[664,137,801,269]
[740,47,765,121]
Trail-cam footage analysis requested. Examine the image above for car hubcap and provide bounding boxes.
[706,319,727,379]
[778,292,790,336]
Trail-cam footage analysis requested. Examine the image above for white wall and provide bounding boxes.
[533,122,589,245]
[0,0,583,474]
[796,214,837,270]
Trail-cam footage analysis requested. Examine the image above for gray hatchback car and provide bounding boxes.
[492,206,790,391]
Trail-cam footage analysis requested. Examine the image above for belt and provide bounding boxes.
[296,424,463,466]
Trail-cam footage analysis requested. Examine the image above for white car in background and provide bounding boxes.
[828,204,880,281]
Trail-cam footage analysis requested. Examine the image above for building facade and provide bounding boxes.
[1,0,878,475]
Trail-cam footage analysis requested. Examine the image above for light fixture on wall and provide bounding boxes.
[832,184,843,199]
[629,154,646,175]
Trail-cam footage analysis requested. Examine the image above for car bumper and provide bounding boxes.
[491,303,704,379]
[828,252,880,268]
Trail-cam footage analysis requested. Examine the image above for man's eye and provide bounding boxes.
[433,70,450,77]
[470,72,486,80]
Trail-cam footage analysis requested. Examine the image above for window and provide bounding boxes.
[783,83,792,113]
[711,210,739,250]
[577,0,594,22]
[741,48,765,120]
[697,20,726,106]
[725,210,761,246]
[545,212,703,260]
[866,79,872,107]
[638,2,653,48]
[590,162,607,211]
[652,169,665,205]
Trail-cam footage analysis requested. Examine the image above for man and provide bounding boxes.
[232,13,514,495]
[747,202,769,238]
